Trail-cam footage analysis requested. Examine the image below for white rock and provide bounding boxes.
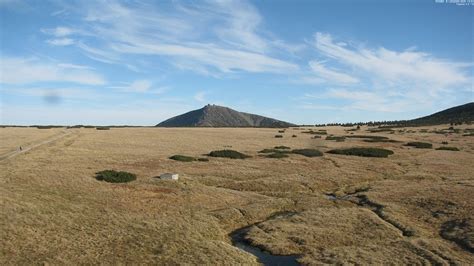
[160,173,179,180]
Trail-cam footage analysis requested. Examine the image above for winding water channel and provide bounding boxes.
[229,212,301,266]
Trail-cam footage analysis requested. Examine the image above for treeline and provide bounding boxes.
[302,119,472,128]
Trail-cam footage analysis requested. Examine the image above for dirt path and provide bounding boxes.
[0,130,73,162]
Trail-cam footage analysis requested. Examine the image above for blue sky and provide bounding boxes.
[0,0,473,125]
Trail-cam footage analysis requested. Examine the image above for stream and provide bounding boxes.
[229,212,301,266]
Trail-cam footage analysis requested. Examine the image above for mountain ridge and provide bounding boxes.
[408,102,474,125]
[156,104,295,128]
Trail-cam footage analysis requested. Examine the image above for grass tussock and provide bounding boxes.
[274,145,291,150]
[326,135,346,142]
[345,135,388,140]
[259,148,291,154]
[209,149,250,159]
[367,128,394,133]
[405,142,433,149]
[292,149,323,157]
[436,147,460,151]
[302,129,327,135]
[95,170,136,183]
[274,135,283,138]
[169,155,196,162]
[327,147,394,158]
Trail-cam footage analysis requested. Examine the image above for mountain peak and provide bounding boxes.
[156,105,294,127]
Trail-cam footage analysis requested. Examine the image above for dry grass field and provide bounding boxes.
[1,125,473,265]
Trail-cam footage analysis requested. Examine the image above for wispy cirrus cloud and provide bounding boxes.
[44,0,298,75]
[298,32,472,113]
[41,26,75,37]
[314,32,470,89]
[109,79,168,94]
[46,38,74,46]
[194,91,207,102]
[0,56,105,85]
[308,60,359,84]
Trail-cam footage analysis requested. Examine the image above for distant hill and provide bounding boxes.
[156,104,295,127]
[409,102,474,125]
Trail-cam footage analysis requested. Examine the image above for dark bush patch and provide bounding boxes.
[440,219,474,253]
[302,130,327,135]
[363,139,400,143]
[292,134,297,138]
[326,135,346,142]
[259,148,290,154]
[292,149,323,157]
[278,130,285,133]
[197,158,209,162]
[95,170,136,183]
[275,135,283,138]
[436,147,460,151]
[345,135,388,140]
[169,155,196,162]
[266,152,289,159]
[367,128,394,133]
[274,145,291,150]
[327,148,394,158]
[405,142,433,149]
[96,127,110,130]
[442,141,449,145]
[209,149,250,159]
[344,135,398,142]
[312,135,321,139]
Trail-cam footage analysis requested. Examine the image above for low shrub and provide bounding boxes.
[442,141,448,145]
[278,130,285,133]
[169,155,195,162]
[436,147,460,151]
[368,128,394,133]
[292,149,323,157]
[96,127,110,130]
[302,130,327,135]
[292,134,297,138]
[209,149,250,159]
[197,158,209,162]
[259,148,290,154]
[275,135,283,138]
[363,139,399,143]
[405,142,433,149]
[326,135,346,142]
[345,135,388,140]
[327,148,394,158]
[95,170,136,183]
[274,146,291,150]
[266,152,289,159]
[312,135,321,139]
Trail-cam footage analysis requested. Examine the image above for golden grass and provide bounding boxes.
[0,125,473,264]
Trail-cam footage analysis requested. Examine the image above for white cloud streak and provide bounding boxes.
[0,57,105,85]
[308,60,359,84]
[298,32,473,113]
[46,38,75,46]
[314,32,471,89]
[52,0,298,74]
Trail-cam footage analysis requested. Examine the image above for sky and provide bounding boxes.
[0,0,473,125]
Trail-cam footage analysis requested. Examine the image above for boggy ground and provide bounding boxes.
[0,125,473,264]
